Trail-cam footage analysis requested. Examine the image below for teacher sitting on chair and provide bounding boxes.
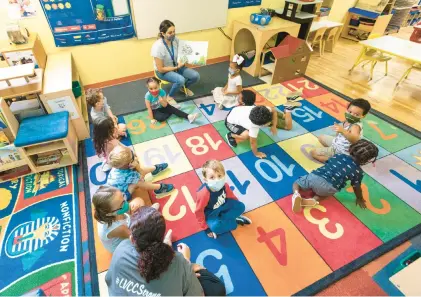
[151,20,200,97]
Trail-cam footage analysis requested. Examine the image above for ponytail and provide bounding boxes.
[130,207,175,283]
[137,241,174,283]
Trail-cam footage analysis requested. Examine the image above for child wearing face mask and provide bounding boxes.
[195,160,252,239]
[145,77,198,124]
[211,54,246,109]
[311,98,371,163]
[93,185,171,253]
[87,88,127,137]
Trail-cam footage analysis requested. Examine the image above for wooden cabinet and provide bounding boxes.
[0,33,47,69]
[40,52,90,140]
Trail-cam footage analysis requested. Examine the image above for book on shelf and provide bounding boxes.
[0,131,10,148]
[0,165,31,181]
[0,111,7,130]
[0,144,22,165]
[35,150,62,166]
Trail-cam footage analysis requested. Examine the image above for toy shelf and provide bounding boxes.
[341,8,393,41]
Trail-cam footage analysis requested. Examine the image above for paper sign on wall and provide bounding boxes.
[47,96,79,120]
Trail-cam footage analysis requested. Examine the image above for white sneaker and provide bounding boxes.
[188,113,198,123]
[164,229,173,246]
[151,202,160,210]
[292,191,302,213]
[167,97,181,108]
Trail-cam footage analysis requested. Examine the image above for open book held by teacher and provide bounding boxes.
[178,40,208,66]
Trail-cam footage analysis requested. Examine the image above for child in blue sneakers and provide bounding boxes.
[195,160,251,239]
[107,145,174,199]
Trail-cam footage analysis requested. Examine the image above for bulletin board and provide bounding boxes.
[39,0,135,47]
[132,0,229,40]
[229,0,262,9]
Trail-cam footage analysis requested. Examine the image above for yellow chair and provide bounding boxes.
[154,70,188,97]
[322,27,339,54]
[396,63,421,86]
[350,33,392,80]
[308,27,327,56]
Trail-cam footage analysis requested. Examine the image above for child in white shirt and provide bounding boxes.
[212,54,246,109]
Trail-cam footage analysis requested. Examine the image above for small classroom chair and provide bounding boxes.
[349,33,392,80]
[308,27,327,56]
[396,63,421,86]
[322,27,339,54]
[154,70,187,97]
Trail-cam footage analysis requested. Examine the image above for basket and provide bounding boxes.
[72,81,82,98]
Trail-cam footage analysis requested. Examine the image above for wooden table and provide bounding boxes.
[350,36,421,84]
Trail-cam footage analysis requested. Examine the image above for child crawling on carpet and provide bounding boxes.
[238,89,302,131]
[86,88,127,137]
[145,77,198,124]
[195,160,251,239]
[93,185,172,253]
[311,98,371,163]
[292,139,379,213]
[107,145,174,199]
[211,54,246,109]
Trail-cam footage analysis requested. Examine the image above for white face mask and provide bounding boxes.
[207,177,226,192]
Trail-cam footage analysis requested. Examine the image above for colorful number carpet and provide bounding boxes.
[87,77,421,295]
[0,166,88,296]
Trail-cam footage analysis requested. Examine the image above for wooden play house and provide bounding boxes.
[259,35,312,84]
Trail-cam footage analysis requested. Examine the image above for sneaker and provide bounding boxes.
[151,163,168,176]
[154,183,174,196]
[151,202,160,210]
[284,102,302,111]
[292,191,303,213]
[167,97,181,108]
[225,132,237,148]
[164,229,173,245]
[286,90,303,101]
[236,215,252,226]
[101,161,112,172]
[188,113,199,123]
[181,88,194,96]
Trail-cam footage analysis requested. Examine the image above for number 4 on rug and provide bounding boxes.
[257,226,287,266]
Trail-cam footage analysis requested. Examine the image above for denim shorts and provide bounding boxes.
[296,173,338,197]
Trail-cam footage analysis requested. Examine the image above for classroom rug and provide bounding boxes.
[103,61,264,116]
[83,77,421,296]
[0,166,85,296]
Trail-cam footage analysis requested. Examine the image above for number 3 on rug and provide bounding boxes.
[303,205,344,240]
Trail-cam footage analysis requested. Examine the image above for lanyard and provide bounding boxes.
[162,38,177,67]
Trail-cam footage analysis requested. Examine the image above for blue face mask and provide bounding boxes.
[228,68,236,75]
[207,177,226,192]
[167,35,175,42]
[115,201,130,215]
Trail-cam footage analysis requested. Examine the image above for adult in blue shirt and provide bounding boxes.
[151,20,200,98]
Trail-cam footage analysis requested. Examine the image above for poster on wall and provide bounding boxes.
[229,0,262,9]
[8,0,37,19]
[39,0,135,47]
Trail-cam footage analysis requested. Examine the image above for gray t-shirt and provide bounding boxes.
[105,239,203,296]
[151,37,180,70]
[90,96,110,121]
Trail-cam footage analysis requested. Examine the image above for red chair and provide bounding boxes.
[410,21,421,43]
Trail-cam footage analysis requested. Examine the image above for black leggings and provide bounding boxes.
[152,105,188,122]
[197,269,226,296]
